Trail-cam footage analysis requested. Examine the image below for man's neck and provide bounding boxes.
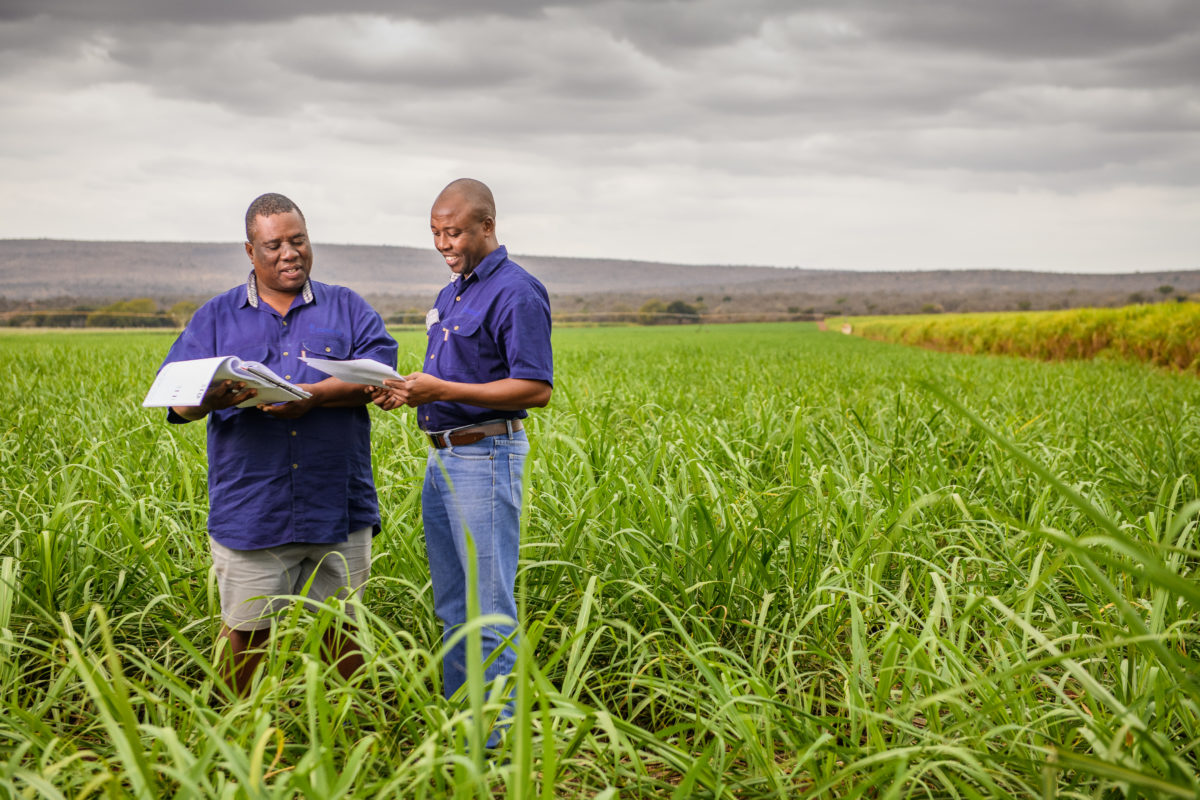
[260,287,300,317]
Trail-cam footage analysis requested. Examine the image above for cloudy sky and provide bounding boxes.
[2,1,1198,272]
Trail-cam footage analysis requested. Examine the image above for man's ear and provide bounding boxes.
[245,241,254,261]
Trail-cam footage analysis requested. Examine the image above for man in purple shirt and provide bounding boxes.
[161,193,397,694]
[372,179,553,741]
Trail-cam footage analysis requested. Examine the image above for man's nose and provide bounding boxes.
[435,233,450,251]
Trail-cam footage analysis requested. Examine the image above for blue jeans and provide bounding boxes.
[422,428,528,708]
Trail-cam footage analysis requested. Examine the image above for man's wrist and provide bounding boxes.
[300,384,324,407]
[432,377,452,403]
[172,404,209,421]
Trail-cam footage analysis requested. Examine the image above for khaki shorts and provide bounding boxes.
[209,527,372,631]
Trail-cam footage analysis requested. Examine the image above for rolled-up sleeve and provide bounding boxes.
[497,290,553,386]
[348,296,399,368]
[159,297,221,424]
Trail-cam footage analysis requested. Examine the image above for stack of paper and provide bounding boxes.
[143,356,311,408]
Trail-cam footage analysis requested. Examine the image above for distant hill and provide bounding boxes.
[1,239,1196,317]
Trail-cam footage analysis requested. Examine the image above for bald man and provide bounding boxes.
[372,179,552,742]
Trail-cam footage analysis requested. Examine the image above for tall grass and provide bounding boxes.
[847,303,1200,372]
[0,324,1196,797]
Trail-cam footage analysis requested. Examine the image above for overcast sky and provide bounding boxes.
[2,1,1198,272]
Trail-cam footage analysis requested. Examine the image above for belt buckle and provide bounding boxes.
[429,424,474,448]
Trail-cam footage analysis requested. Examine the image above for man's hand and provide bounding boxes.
[258,383,319,419]
[173,379,257,421]
[367,377,416,411]
[368,373,444,409]
[208,379,257,410]
[391,373,444,406]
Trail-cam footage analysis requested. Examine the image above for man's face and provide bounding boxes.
[430,195,495,276]
[245,210,312,295]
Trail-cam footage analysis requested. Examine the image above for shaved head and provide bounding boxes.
[430,178,501,276]
[435,178,496,225]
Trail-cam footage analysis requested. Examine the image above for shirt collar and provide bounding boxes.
[244,270,315,309]
[452,245,507,286]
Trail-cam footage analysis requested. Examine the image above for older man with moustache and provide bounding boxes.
[160,192,397,694]
[372,179,552,739]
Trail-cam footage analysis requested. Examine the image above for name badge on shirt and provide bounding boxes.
[425,308,439,331]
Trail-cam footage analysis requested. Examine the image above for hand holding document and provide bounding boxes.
[298,356,403,387]
[143,356,312,408]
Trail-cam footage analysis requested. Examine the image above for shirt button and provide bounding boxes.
[453,325,459,330]
[325,347,331,352]
[283,321,288,326]
[455,296,461,301]
[292,463,298,469]
[291,430,297,437]
[285,375,291,380]
[429,355,434,360]
[283,351,289,356]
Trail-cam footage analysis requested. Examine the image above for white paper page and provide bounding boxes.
[299,356,402,387]
[144,356,312,408]
[233,361,311,405]
[142,357,226,407]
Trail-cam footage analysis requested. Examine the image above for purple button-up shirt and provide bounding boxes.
[418,246,553,431]
[160,274,398,549]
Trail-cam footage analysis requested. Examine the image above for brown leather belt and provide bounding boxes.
[426,418,523,449]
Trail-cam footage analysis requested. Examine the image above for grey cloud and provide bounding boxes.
[899,129,1187,177]
[12,1,1197,138]
[565,1,1200,67]
[273,14,661,99]
[41,14,670,129]
[0,18,106,76]
[0,0,550,25]
[93,26,314,116]
[851,0,1200,60]
[961,84,1200,134]
[1109,32,1200,90]
[582,0,776,51]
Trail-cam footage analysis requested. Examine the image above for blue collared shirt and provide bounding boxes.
[160,274,398,550]
[419,246,553,431]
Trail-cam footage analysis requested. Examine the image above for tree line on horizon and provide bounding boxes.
[0,285,1190,329]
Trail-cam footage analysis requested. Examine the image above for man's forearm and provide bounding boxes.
[171,404,209,421]
[439,377,551,410]
[170,379,256,421]
[306,377,374,408]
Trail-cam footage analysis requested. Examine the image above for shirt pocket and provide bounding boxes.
[438,314,482,379]
[237,344,271,363]
[302,335,351,360]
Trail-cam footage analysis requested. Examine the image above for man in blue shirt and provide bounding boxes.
[161,193,397,694]
[371,179,552,738]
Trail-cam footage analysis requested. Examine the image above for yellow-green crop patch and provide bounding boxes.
[845,302,1200,372]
